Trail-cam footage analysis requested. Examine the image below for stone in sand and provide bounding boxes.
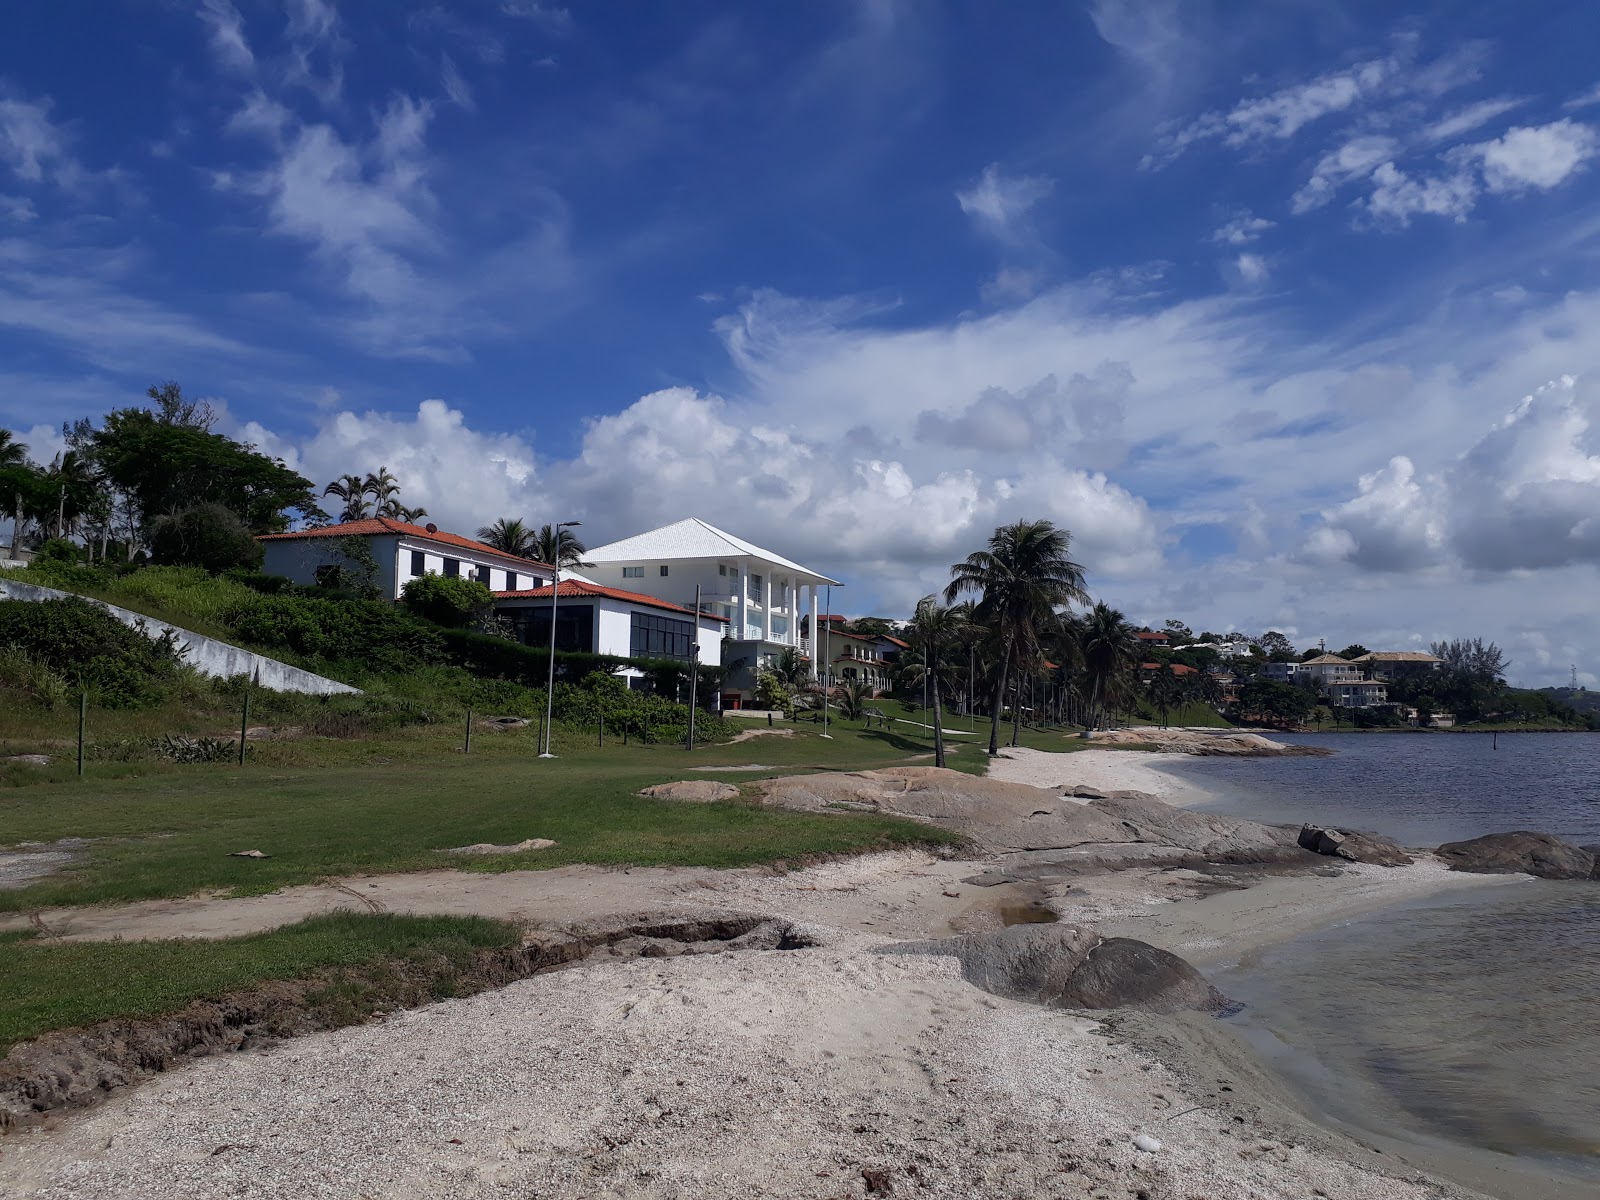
[439,838,557,856]
[1434,831,1595,880]
[638,781,740,803]
[1297,824,1413,867]
[5,754,50,767]
[882,923,1231,1015]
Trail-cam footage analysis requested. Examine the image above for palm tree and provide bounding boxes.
[835,679,874,721]
[773,646,808,688]
[43,450,99,539]
[364,466,401,509]
[946,520,1089,755]
[323,474,372,523]
[1079,601,1139,731]
[905,594,971,768]
[534,522,590,569]
[1149,664,1182,729]
[1,429,31,561]
[477,517,538,557]
[382,501,429,522]
[0,429,26,469]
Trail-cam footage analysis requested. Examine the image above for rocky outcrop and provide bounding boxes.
[1086,729,1332,756]
[1583,846,1600,881]
[1435,831,1596,880]
[1297,824,1413,867]
[882,923,1230,1015]
[638,781,741,803]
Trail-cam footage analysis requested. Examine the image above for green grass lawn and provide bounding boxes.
[0,912,521,1055]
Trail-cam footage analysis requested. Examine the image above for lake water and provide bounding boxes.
[1157,733,1600,1184]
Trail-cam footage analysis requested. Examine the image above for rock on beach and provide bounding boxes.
[1434,831,1595,880]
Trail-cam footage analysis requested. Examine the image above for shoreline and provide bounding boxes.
[3,744,1594,1198]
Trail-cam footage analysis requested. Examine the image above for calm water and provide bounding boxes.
[1158,734,1600,1182]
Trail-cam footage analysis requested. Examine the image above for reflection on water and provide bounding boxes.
[1217,884,1600,1178]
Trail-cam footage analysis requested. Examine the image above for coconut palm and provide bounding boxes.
[0,429,26,469]
[382,501,429,522]
[834,679,874,721]
[1079,601,1139,731]
[477,517,538,557]
[946,519,1089,755]
[534,522,590,569]
[364,466,401,509]
[904,595,971,768]
[43,450,100,539]
[1,429,32,560]
[323,474,372,522]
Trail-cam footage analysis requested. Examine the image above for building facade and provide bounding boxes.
[581,518,840,706]
[259,518,553,599]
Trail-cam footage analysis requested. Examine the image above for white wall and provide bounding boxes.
[261,535,550,599]
[584,556,804,647]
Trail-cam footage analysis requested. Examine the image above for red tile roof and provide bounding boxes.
[881,635,909,648]
[1136,631,1170,641]
[492,580,729,621]
[1141,662,1197,674]
[258,518,553,568]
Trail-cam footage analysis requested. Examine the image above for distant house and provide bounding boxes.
[1260,661,1301,684]
[1327,679,1388,708]
[1299,653,1363,689]
[581,517,839,708]
[828,630,892,694]
[491,580,726,688]
[1353,651,1444,680]
[1141,661,1198,676]
[1136,630,1170,647]
[258,518,553,599]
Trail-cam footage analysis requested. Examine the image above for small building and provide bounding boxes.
[581,517,840,707]
[1353,651,1445,680]
[1260,661,1301,684]
[258,518,553,599]
[828,631,892,694]
[1136,630,1171,647]
[1140,661,1198,676]
[1326,679,1389,708]
[491,580,726,690]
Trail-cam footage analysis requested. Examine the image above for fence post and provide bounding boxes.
[77,690,86,777]
[598,711,605,748]
[464,708,473,754]
[238,677,250,767]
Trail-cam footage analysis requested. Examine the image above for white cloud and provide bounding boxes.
[198,0,255,74]
[956,163,1054,243]
[500,1,575,36]
[0,92,67,184]
[1291,135,1399,213]
[1424,95,1523,141]
[1234,253,1269,283]
[1365,161,1477,225]
[441,54,475,111]
[1302,455,1445,571]
[1466,119,1597,193]
[1210,212,1275,245]
[1563,82,1600,111]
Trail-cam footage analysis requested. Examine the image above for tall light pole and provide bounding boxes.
[540,520,581,759]
[820,585,832,738]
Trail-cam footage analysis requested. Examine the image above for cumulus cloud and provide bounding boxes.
[1465,118,1597,193]
[1210,211,1275,245]
[1234,253,1269,283]
[1365,161,1478,225]
[1291,135,1399,213]
[1305,377,1600,573]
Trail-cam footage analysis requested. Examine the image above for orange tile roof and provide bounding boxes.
[1141,662,1197,674]
[258,518,553,568]
[493,580,729,621]
[1136,631,1170,640]
[881,635,909,648]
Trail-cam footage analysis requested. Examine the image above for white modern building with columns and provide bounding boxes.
[581,518,840,707]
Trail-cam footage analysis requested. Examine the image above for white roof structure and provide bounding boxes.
[586,517,841,585]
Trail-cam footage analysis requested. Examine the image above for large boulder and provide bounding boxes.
[1297,824,1413,867]
[1435,832,1595,880]
[882,923,1231,1015]
[1085,794,1303,861]
[638,781,740,803]
[1582,846,1600,881]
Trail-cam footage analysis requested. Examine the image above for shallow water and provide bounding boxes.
[1153,733,1600,1182]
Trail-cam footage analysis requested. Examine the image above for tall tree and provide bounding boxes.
[1079,601,1139,730]
[324,474,373,522]
[534,522,591,568]
[1,430,41,561]
[382,501,429,522]
[42,450,100,540]
[905,595,971,768]
[477,517,538,557]
[946,519,1089,755]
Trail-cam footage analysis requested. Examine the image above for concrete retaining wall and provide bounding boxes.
[0,578,360,696]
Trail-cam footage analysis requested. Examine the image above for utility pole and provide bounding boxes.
[540,521,581,759]
[686,584,701,752]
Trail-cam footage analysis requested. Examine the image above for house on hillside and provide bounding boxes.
[491,580,726,689]
[1135,630,1170,647]
[258,518,553,600]
[581,518,840,708]
[1326,679,1389,708]
[1353,651,1444,680]
[1299,653,1363,689]
[828,630,892,694]
[1260,661,1301,684]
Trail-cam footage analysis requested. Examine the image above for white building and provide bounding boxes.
[1298,653,1363,689]
[1327,679,1389,708]
[491,580,726,685]
[259,518,553,599]
[581,518,840,707]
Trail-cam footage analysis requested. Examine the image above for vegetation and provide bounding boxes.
[400,573,495,628]
[323,466,427,523]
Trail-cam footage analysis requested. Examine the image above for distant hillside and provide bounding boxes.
[1537,687,1600,715]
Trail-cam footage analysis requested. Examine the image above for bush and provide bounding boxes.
[0,597,183,708]
[435,628,630,686]
[149,504,265,573]
[21,557,108,594]
[35,538,80,563]
[401,574,494,628]
[225,596,444,673]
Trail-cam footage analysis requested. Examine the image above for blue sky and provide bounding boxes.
[5,1,1600,684]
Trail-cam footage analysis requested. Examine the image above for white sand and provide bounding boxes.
[987,745,1218,807]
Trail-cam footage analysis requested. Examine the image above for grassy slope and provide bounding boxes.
[0,912,520,1055]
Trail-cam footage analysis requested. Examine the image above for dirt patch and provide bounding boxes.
[728,726,794,744]
[0,840,88,891]
[0,909,819,1129]
[437,838,558,856]
[638,781,740,803]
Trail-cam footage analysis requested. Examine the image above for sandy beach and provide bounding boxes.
[1,742,1587,1200]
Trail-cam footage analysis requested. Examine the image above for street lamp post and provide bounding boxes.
[540,521,581,759]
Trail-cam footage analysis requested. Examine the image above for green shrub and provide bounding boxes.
[0,597,183,708]
[225,597,444,672]
[400,574,494,628]
[149,503,265,573]
[21,558,110,594]
[35,538,80,563]
[435,628,629,686]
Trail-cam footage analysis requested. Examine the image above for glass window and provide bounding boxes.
[630,611,695,660]
[505,571,518,592]
[622,566,644,578]
[475,564,490,585]
[659,565,669,576]
[718,564,727,576]
[409,550,425,575]
[749,572,763,590]
[443,558,460,578]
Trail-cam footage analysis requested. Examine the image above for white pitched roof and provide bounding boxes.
[585,517,841,585]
